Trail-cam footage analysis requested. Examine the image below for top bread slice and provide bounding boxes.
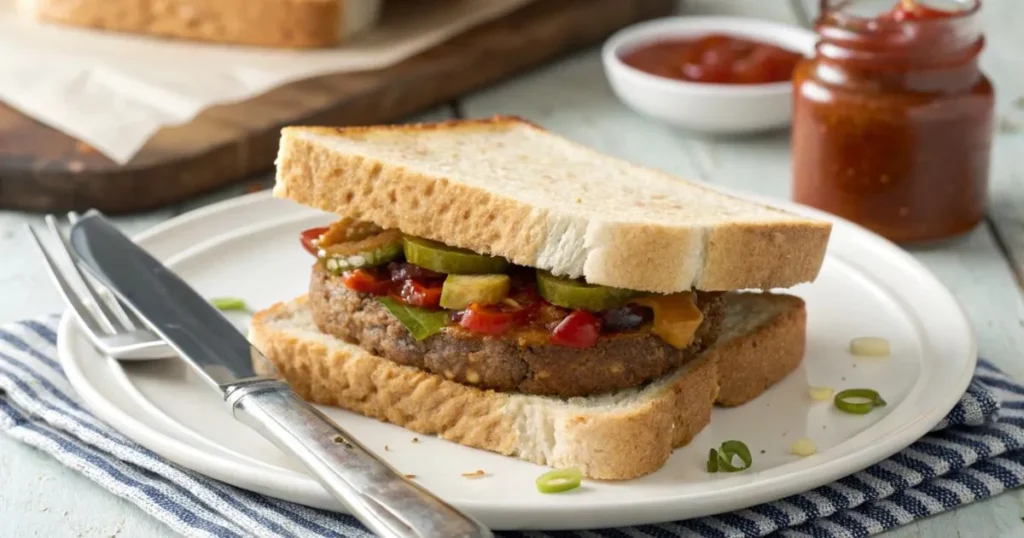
[273,116,832,293]
[17,0,381,48]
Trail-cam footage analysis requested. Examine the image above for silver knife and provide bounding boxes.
[69,212,493,538]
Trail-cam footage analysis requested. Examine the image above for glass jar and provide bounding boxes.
[791,0,994,243]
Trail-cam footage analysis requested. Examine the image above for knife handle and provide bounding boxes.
[227,380,493,538]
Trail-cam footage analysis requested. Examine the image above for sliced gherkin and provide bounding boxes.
[439,274,511,310]
[403,236,509,274]
[535,270,640,312]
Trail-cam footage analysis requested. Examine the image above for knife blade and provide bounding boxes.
[69,211,492,538]
[70,215,270,389]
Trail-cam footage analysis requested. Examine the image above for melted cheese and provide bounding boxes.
[634,293,704,349]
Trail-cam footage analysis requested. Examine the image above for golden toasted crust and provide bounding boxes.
[273,117,832,293]
[20,0,371,48]
[513,355,717,480]
[711,294,807,407]
[699,223,832,291]
[249,291,806,480]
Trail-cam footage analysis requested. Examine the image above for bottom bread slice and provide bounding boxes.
[710,293,807,407]
[249,292,806,480]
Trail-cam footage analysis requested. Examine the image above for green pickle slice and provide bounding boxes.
[321,229,404,274]
[536,270,640,312]
[403,236,509,274]
[440,274,511,310]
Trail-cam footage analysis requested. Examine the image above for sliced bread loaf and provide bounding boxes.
[273,116,832,293]
[17,0,381,48]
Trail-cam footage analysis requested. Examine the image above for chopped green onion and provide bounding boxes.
[535,468,582,494]
[717,440,752,472]
[706,441,752,473]
[834,388,887,415]
[210,297,248,311]
[706,448,719,472]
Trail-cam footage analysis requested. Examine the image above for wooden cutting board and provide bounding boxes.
[0,0,675,214]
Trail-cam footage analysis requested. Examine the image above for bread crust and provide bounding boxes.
[710,294,807,407]
[273,117,832,293]
[249,291,807,480]
[19,0,370,48]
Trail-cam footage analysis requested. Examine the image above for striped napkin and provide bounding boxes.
[2,315,1023,538]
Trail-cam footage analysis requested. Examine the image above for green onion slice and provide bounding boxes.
[717,440,753,472]
[210,297,248,311]
[834,388,887,415]
[535,468,582,494]
[706,441,752,473]
[706,448,719,472]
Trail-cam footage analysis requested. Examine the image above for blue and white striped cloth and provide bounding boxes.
[2,315,1023,538]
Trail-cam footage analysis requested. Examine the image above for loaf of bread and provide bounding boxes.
[17,0,382,48]
[273,116,832,294]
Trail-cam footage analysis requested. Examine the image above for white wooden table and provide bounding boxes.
[2,2,1022,536]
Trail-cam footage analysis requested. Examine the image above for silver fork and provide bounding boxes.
[27,212,176,360]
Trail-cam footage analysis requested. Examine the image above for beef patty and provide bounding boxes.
[308,264,726,398]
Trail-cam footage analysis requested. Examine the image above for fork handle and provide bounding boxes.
[226,381,492,538]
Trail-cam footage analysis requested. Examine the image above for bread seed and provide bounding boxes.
[466,370,480,383]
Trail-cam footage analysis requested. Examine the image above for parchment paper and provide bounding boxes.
[0,0,536,164]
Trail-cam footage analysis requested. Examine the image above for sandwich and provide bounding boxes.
[249,116,832,480]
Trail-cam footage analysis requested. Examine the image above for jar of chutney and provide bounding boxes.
[791,0,994,243]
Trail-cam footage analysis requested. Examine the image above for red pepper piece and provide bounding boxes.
[399,279,443,308]
[459,303,533,335]
[550,310,602,348]
[299,226,329,256]
[342,269,391,296]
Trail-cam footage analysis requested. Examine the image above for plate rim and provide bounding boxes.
[57,188,978,529]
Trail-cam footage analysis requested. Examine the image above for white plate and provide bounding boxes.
[58,190,976,531]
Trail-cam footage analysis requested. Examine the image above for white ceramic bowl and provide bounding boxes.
[602,16,818,135]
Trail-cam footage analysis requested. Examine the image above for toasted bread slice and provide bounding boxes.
[708,293,806,407]
[273,117,831,294]
[17,0,381,48]
[248,292,806,480]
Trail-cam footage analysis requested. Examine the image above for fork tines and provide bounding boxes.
[26,212,172,360]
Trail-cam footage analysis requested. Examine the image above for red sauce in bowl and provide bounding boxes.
[619,34,804,85]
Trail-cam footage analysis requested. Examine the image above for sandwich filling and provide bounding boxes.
[300,218,726,397]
